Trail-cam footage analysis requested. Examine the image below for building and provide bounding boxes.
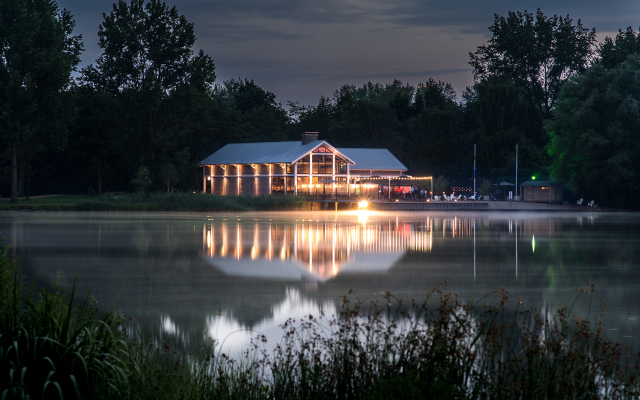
[519,181,563,203]
[199,133,408,197]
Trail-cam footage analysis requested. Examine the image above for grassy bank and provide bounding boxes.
[2,238,640,399]
[74,192,310,211]
[0,195,91,211]
[0,193,310,212]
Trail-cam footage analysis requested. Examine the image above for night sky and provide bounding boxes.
[58,0,640,106]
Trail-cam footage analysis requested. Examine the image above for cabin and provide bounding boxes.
[519,181,563,203]
[199,133,408,198]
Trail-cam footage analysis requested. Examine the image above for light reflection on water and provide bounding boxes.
[1,211,640,354]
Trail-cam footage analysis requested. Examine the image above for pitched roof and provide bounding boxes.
[338,148,407,171]
[200,140,355,165]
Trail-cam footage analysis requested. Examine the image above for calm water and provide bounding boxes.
[1,211,640,352]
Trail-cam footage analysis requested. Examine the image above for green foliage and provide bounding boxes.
[131,165,152,193]
[433,175,450,195]
[599,26,640,70]
[479,179,494,196]
[546,55,640,209]
[80,0,216,193]
[0,0,83,202]
[470,8,596,119]
[0,238,127,400]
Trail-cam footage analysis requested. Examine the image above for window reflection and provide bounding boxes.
[202,215,436,281]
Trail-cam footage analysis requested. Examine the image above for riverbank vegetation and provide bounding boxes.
[2,237,640,399]
[2,2,640,208]
[0,193,310,212]
[74,192,310,212]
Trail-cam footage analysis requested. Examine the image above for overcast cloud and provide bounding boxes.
[58,0,640,106]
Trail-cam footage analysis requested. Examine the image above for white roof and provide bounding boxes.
[200,140,355,165]
[200,141,406,172]
[338,148,407,171]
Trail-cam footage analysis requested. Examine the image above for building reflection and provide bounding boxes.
[201,213,440,281]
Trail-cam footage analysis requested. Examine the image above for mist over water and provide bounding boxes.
[1,210,639,354]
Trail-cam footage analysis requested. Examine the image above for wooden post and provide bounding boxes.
[294,163,298,195]
[309,152,313,192]
[347,164,350,198]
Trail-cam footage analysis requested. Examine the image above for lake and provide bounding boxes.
[1,210,639,353]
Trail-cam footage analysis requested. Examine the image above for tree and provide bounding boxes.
[434,175,450,196]
[213,79,288,143]
[479,179,493,196]
[132,165,152,193]
[470,75,547,176]
[599,26,640,70]
[82,0,216,167]
[0,0,82,203]
[470,9,596,119]
[546,55,640,209]
[160,164,177,192]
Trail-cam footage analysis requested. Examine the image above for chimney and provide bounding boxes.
[301,132,319,145]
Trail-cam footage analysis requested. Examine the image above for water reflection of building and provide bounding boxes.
[202,214,438,282]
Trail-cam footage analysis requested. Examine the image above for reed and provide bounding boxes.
[74,192,310,212]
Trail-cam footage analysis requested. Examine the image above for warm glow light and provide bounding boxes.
[358,201,368,209]
[207,177,211,181]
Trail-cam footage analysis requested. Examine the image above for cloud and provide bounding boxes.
[195,21,311,43]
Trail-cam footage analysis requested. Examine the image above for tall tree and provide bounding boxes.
[547,55,640,209]
[469,9,596,119]
[0,0,82,202]
[82,0,216,174]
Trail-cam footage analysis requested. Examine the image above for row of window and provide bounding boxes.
[271,176,349,191]
[296,155,348,174]
[204,156,349,176]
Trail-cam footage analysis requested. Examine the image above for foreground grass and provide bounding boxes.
[2,237,640,399]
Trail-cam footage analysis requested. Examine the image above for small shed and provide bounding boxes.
[519,181,563,203]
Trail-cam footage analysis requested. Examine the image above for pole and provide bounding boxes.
[473,144,476,200]
[515,144,518,201]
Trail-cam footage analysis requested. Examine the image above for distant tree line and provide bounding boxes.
[1,1,639,208]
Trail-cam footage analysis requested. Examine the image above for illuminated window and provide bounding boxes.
[313,145,332,153]
[312,155,332,174]
[298,156,310,174]
[541,186,549,190]
[336,156,347,174]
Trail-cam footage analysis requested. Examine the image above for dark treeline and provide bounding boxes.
[2,2,640,208]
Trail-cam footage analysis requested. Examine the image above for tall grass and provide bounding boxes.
[74,192,310,212]
[2,233,640,399]
[0,238,128,399]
